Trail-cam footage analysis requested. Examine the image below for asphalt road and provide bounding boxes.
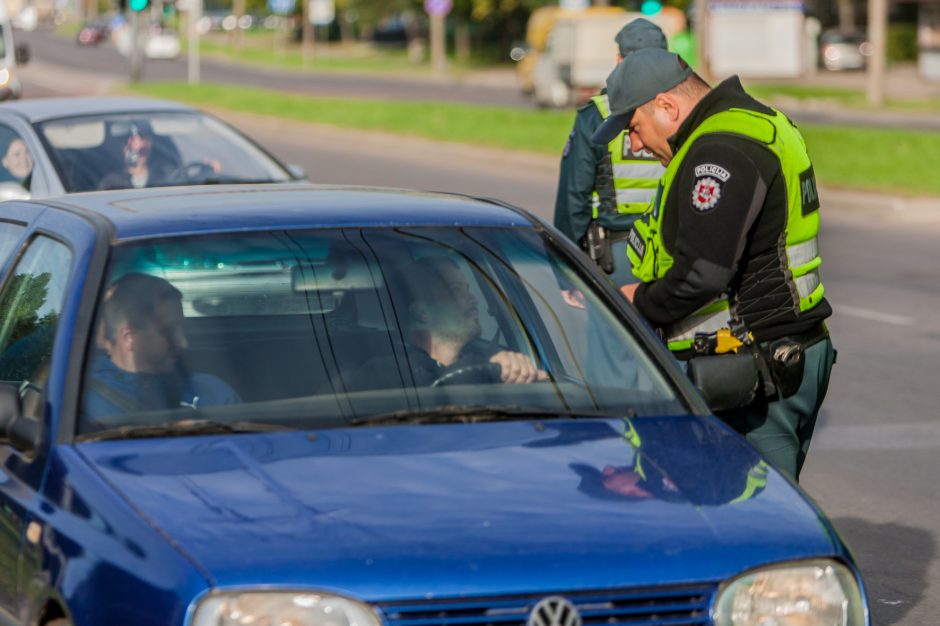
[17,38,940,626]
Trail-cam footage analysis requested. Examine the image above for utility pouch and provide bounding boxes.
[765,339,805,399]
[687,353,761,412]
[585,222,614,274]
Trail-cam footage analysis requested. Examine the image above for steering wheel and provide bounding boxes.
[430,363,502,388]
[166,161,217,184]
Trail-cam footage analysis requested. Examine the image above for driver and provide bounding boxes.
[82,272,240,422]
[348,256,547,389]
[98,123,172,190]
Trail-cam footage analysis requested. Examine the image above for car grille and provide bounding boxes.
[376,584,715,626]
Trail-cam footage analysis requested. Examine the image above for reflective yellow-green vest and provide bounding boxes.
[626,107,825,352]
[590,95,663,219]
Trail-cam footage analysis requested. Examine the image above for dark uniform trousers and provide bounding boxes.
[717,337,835,480]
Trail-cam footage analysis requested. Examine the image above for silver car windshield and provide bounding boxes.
[36,112,292,192]
[78,227,686,436]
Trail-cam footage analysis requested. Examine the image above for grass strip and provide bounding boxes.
[130,81,940,196]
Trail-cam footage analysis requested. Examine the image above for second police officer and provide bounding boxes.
[553,18,667,287]
[592,49,835,482]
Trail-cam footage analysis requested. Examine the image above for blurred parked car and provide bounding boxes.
[145,25,181,59]
[820,29,872,71]
[0,183,870,626]
[114,23,181,59]
[76,19,110,45]
[0,97,305,200]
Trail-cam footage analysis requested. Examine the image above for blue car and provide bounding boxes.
[0,185,868,626]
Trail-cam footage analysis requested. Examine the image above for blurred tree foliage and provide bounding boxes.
[887,22,917,62]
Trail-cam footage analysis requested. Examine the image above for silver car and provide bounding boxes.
[0,96,305,200]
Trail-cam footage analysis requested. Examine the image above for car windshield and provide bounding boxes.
[77,226,687,437]
[35,112,293,193]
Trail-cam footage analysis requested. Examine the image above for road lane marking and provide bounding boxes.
[834,305,915,326]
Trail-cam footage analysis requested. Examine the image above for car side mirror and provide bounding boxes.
[0,182,30,201]
[687,354,760,412]
[286,164,306,180]
[15,43,30,65]
[0,382,40,453]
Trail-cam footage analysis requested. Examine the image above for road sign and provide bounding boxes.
[424,0,451,17]
[267,0,296,16]
[310,0,334,25]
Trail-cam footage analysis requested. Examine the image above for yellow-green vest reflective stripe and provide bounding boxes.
[622,417,646,480]
[590,95,662,217]
[628,107,825,351]
[730,460,770,504]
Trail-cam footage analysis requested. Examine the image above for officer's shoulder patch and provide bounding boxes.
[691,176,723,212]
[694,163,731,182]
[562,130,575,157]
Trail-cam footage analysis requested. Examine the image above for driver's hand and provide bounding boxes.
[489,351,549,384]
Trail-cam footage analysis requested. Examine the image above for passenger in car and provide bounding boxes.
[1,137,33,185]
[348,256,547,389]
[83,272,240,421]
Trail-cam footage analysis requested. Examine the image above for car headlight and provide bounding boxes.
[191,591,383,626]
[713,559,866,626]
[0,68,11,88]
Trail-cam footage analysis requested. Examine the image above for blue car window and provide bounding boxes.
[78,227,686,436]
[0,236,72,417]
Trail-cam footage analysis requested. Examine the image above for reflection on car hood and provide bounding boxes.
[78,416,837,599]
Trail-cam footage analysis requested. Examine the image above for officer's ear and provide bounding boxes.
[652,93,681,124]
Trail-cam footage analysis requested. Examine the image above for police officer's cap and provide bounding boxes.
[591,48,693,146]
[615,18,667,57]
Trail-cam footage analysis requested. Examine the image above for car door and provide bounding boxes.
[0,205,100,622]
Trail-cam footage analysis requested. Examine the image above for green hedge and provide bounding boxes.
[888,23,918,63]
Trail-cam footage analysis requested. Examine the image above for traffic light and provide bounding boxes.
[640,0,662,15]
[129,0,149,11]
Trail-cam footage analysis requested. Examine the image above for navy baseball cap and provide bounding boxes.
[615,18,667,56]
[592,48,694,145]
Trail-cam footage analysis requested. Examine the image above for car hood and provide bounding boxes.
[78,416,837,599]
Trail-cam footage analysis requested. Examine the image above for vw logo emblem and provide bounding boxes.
[527,596,581,626]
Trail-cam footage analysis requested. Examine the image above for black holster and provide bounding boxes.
[584,222,614,274]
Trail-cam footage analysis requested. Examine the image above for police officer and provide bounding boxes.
[553,18,667,286]
[592,48,835,481]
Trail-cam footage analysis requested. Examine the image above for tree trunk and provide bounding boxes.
[837,0,856,32]
[455,21,470,62]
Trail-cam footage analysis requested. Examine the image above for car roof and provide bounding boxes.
[36,184,535,240]
[0,97,194,124]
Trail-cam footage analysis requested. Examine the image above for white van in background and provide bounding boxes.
[0,7,30,100]
[531,12,643,108]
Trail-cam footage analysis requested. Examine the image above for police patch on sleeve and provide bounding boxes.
[691,176,723,212]
[562,130,575,158]
[693,163,731,181]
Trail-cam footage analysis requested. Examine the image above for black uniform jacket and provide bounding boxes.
[632,77,832,343]
[553,102,607,244]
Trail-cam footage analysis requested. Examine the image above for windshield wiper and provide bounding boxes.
[80,418,297,442]
[348,405,616,427]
